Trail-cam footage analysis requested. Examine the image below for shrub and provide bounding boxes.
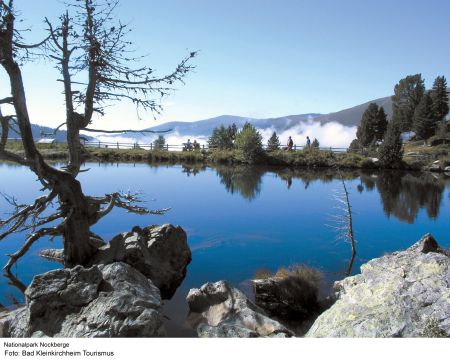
[153,135,166,150]
[254,267,273,280]
[267,131,280,151]
[290,264,322,286]
[274,267,290,279]
[379,121,404,168]
[254,263,323,319]
[234,122,263,163]
[208,124,237,150]
[348,138,362,153]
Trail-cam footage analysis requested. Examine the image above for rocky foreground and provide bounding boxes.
[0,231,449,338]
[186,281,293,337]
[0,224,191,337]
[187,234,450,338]
[306,233,450,338]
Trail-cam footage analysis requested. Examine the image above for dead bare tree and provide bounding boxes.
[0,0,195,270]
[328,166,357,277]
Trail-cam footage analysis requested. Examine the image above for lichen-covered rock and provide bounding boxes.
[1,263,165,338]
[186,281,293,338]
[91,224,191,299]
[306,234,450,338]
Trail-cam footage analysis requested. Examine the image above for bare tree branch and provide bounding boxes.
[82,127,171,134]
[12,34,50,49]
[4,272,26,294]
[4,222,65,272]
[0,97,13,104]
[0,0,193,269]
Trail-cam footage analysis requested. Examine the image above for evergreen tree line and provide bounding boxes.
[208,122,320,160]
[392,74,449,139]
[350,74,449,167]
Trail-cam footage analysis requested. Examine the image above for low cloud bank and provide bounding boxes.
[93,119,357,150]
[259,119,357,149]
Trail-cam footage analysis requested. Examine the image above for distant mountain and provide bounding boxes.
[314,87,449,127]
[99,96,399,142]
[314,96,393,127]
[8,124,95,142]
[29,88,448,143]
[138,113,320,138]
[100,113,322,142]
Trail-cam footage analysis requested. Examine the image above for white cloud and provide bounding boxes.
[259,119,357,149]
[92,119,357,150]
[93,133,210,151]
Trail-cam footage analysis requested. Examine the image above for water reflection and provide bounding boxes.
[209,165,446,223]
[1,161,449,336]
[359,171,445,223]
[181,163,207,177]
[215,165,266,201]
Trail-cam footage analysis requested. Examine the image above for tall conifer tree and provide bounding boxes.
[391,74,425,131]
[430,76,449,122]
[413,92,436,140]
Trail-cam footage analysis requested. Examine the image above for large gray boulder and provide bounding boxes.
[90,224,191,299]
[186,280,293,338]
[306,234,450,338]
[0,262,165,337]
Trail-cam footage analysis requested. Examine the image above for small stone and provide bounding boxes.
[186,280,293,338]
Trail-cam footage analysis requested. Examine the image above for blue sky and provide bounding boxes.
[2,0,450,129]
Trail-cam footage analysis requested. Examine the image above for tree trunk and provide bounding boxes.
[54,172,97,267]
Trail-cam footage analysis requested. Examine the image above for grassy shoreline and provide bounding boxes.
[4,141,450,171]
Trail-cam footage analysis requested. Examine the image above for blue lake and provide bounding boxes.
[1,162,449,336]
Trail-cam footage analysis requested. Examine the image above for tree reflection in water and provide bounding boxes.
[211,165,446,224]
[359,171,445,223]
[214,165,266,201]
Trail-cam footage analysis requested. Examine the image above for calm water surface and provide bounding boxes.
[0,162,449,336]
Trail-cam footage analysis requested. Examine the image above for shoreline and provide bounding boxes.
[4,143,450,172]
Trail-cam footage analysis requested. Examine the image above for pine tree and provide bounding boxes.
[430,76,449,122]
[413,92,436,140]
[153,135,165,150]
[228,123,238,142]
[208,124,236,150]
[348,138,362,152]
[207,127,221,149]
[357,103,381,146]
[391,74,425,132]
[234,122,263,163]
[374,106,388,141]
[267,131,280,151]
[379,121,404,168]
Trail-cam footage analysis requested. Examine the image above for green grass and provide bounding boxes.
[6,140,449,170]
[403,141,450,169]
[254,264,322,288]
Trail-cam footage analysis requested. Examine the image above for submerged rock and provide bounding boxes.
[186,280,293,338]
[90,224,191,299]
[1,263,165,337]
[306,234,450,338]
